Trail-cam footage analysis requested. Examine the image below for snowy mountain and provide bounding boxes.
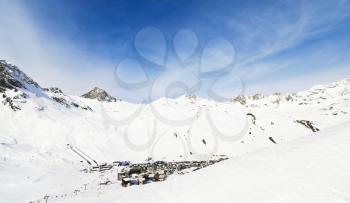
[0,60,349,202]
[44,87,92,110]
[81,87,117,102]
[65,121,350,203]
[0,60,44,111]
[0,60,41,92]
[0,60,91,111]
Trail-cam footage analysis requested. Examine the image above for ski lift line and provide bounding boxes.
[67,144,92,165]
[74,146,98,165]
[67,144,98,165]
[68,146,91,165]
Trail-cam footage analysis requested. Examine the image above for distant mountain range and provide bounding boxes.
[1,58,349,161]
[0,60,117,111]
[1,59,350,202]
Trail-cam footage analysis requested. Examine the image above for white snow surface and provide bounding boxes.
[64,121,350,203]
[0,63,350,202]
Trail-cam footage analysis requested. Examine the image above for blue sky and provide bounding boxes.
[0,0,350,102]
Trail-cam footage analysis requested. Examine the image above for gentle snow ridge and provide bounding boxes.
[0,61,349,202]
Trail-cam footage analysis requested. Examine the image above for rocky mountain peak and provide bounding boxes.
[0,60,41,93]
[251,93,264,100]
[1,60,45,111]
[81,87,117,102]
[232,95,247,105]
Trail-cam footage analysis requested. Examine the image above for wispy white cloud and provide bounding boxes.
[0,1,121,97]
[0,0,349,102]
[213,0,350,96]
[228,0,350,66]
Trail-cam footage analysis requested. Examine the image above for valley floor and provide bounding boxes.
[60,121,350,203]
[2,121,350,203]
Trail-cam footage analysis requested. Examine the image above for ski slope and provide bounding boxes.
[61,121,350,203]
[2,121,350,202]
[1,60,350,202]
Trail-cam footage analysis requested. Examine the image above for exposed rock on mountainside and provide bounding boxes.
[232,95,247,105]
[251,93,264,100]
[0,60,91,111]
[295,120,320,132]
[246,113,256,125]
[0,60,42,111]
[44,87,92,111]
[0,60,40,92]
[81,87,117,102]
[43,87,63,94]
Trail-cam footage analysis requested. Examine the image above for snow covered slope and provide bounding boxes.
[0,60,350,202]
[62,121,350,203]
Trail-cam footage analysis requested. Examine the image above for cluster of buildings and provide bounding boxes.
[91,156,228,187]
[67,144,228,187]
